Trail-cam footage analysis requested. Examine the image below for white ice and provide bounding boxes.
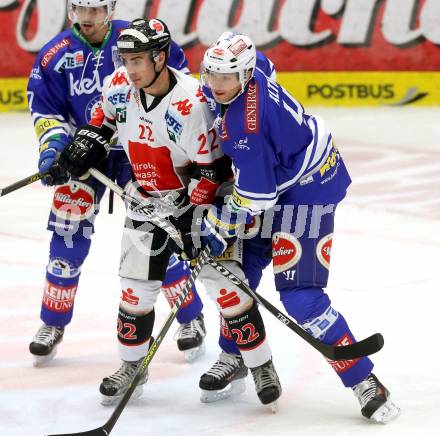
[1,108,439,436]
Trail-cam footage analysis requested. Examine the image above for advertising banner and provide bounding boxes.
[0,0,439,109]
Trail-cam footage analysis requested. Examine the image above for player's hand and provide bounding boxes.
[59,125,110,177]
[38,140,70,186]
[200,201,251,257]
[169,204,207,260]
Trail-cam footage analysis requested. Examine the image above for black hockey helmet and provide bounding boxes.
[117,18,171,58]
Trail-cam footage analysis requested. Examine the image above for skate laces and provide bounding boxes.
[353,374,379,407]
[104,361,140,386]
[175,316,205,341]
[206,352,242,380]
[33,324,63,345]
[251,360,279,392]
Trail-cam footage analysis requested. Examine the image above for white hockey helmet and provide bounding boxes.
[68,0,117,24]
[202,32,256,102]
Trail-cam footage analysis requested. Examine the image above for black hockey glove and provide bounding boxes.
[169,204,208,261]
[59,125,111,177]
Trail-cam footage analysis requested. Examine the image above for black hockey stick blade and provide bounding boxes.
[0,171,46,197]
[330,332,384,360]
[46,428,107,436]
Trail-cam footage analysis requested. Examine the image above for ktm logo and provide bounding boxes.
[172,99,193,115]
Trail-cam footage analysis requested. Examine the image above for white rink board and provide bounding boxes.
[0,108,439,436]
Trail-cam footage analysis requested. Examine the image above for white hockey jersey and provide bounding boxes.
[97,66,227,204]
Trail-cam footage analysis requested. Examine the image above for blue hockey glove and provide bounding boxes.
[201,201,251,257]
[38,139,70,186]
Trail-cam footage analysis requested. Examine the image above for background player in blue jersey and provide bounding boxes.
[197,32,400,423]
[27,0,206,366]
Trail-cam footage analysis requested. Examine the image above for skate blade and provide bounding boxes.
[200,378,246,403]
[183,342,206,363]
[269,401,278,413]
[32,347,58,367]
[371,399,401,424]
[100,384,144,406]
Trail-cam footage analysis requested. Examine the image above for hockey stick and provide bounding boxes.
[88,168,384,361]
[46,246,211,436]
[0,171,48,197]
[204,257,384,361]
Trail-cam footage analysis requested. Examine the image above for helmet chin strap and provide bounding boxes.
[143,56,166,90]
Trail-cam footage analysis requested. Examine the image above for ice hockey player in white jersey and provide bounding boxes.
[27,0,207,366]
[58,18,282,407]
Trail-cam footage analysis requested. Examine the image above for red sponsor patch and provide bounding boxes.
[51,182,95,221]
[128,141,183,192]
[245,82,258,133]
[149,19,164,33]
[172,98,193,116]
[40,38,70,68]
[121,288,139,306]
[111,71,129,87]
[326,334,360,373]
[317,233,333,269]
[42,280,77,313]
[217,288,241,309]
[213,47,224,56]
[161,277,194,308]
[196,85,207,103]
[272,232,302,274]
[190,177,218,205]
[229,39,248,57]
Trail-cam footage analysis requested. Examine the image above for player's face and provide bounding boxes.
[204,71,241,103]
[73,6,109,42]
[121,52,156,89]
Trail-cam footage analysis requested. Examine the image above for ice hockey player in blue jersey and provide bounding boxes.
[27,0,206,366]
[197,32,401,423]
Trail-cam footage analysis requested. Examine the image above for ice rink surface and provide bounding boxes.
[1,108,439,436]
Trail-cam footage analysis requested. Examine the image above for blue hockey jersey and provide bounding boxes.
[27,20,188,148]
[205,69,352,214]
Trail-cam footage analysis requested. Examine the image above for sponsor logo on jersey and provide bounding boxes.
[108,92,128,105]
[161,277,194,308]
[245,82,258,133]
[233,137,250,151]
[319,143,340,177]
[229,39,248,57]
[43,280,78,313]
[85,94,102,123]
[69,69,102,97]
[316,233,332,269]
[54,50,84,72]
[116,107,127,123]
[111,71,129,87]
[326,334,359,373]
[30,67,42,80]
[47,257,80,278]
[40,38,70,68]
[52,181,95,221]
[171,98,193,116]
[165,110,183,143]
[272,232,302,274]
[196,85,207,103]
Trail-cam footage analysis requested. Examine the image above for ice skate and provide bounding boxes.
[250,358,282,411]
[353,373,400,424]
[175,313,206,362]
[29,324,64,366]
[199,352,248,403]
[99,358,148,406]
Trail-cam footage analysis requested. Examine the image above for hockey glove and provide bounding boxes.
[201,201,251,257]
[38,139,70,186]
[169,204,208,260]
[59,125,110,177]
